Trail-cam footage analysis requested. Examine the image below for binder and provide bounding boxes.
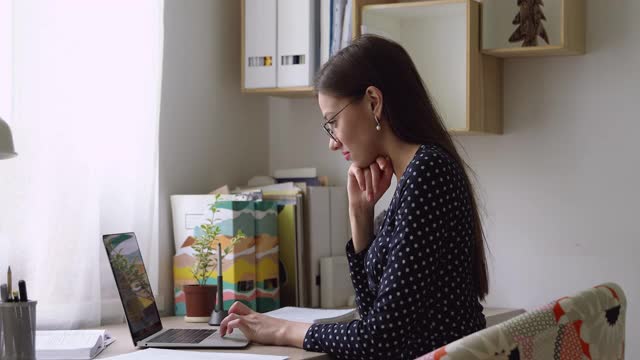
[306,186,350,307]
[320,256,354,308]
[320,0,331,65]
[265,193,307,307]
[340,0,353,50]
[329,186,350,256]
[307,187,332,308]
[330,0,347,56]
[244,0,277,88]
[277,0,319,87]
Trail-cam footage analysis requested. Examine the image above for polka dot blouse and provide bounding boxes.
[302,144,486,359]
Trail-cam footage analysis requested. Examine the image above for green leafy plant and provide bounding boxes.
[191,194,246,285]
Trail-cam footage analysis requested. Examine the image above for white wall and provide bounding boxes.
[159,0,269,314]
[268,0,640,355]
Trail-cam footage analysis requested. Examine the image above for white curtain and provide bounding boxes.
[0,0,164,329]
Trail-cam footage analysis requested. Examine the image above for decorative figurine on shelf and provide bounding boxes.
[509,0,550,47]
[183,194,245,323]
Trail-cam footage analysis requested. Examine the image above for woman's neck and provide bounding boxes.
[387,141,421,180]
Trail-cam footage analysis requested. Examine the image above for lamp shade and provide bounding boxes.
[0,117,17,159]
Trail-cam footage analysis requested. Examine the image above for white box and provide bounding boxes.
[244,0,277,89]
[277,0,319,87]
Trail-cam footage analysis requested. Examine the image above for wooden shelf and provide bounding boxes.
[483,45,583,58]
[362,0,503,134]
[481,0,585,58]
[241,86,315,98]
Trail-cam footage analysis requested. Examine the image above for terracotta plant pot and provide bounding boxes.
[184,285,217,322]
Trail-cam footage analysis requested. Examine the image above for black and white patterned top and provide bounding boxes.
[303,144,486,359]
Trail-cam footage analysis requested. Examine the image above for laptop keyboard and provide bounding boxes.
[147,329,216,344]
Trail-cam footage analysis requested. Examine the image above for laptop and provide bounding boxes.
[103,232,249,349]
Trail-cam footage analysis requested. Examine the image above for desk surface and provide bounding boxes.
[97,308,525,359]
[97,316,329,359]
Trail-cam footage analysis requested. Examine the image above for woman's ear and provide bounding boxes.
[365,86,384,119]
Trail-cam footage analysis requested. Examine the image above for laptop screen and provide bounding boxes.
[103,232,162,344]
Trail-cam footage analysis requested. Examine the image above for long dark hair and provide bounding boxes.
[315,34,489,300]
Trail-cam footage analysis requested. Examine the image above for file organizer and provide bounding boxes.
[173,201,257,315]
[277,0,319,87]
[170,194,259,252]
[254,201,280,312]
[244,0,277,88]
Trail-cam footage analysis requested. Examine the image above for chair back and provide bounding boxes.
[416,282,626,360]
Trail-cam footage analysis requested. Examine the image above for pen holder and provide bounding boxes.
[0,301,37,360]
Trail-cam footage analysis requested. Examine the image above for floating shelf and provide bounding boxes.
[482,0,585,58]
[362,0,503,134]
[241,86,315,97]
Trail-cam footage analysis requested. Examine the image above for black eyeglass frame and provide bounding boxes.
[322,98,358,142]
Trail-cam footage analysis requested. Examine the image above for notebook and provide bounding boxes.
[264,306,358,324]
[36,329,115,360]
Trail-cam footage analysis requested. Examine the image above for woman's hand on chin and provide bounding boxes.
[347,155,394,212]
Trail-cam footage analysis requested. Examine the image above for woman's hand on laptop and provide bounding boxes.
[219,301,311,348]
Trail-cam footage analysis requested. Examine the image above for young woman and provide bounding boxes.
[220,35,489,359]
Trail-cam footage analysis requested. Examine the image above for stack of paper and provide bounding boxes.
[36,329,115,360]
[264,306,357,324]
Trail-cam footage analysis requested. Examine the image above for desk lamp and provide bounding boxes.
[0,116,17,159]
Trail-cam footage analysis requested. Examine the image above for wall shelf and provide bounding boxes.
[362,0,503,134]
[482,0,585,58]
[242,86,315,97]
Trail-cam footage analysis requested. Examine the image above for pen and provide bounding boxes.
[19,280,28,302]
[7,266,11,298]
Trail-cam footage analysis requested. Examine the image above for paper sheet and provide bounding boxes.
[264,306,356,324]
[102,348,288,360]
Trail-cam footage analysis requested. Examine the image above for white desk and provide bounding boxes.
[97,308,525,359]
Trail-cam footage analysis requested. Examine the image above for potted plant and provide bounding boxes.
[184,195,246,322]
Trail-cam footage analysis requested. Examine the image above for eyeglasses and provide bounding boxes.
[322,99,356,142]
